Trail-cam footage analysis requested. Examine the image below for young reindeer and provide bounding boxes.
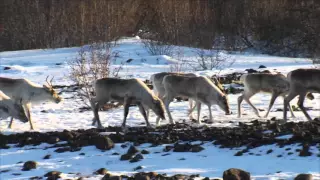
[0,76,62,130]
[91,78,166,130]
[238,73,296,118]
[0,91,29,124]
[161,75,231,125]
[284,68,320,121]
[149,72,226,121]
[149,72,197,120]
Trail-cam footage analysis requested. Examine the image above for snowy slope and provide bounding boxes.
[0,37,319,180]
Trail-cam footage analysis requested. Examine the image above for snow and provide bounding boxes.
[0,37,319,179]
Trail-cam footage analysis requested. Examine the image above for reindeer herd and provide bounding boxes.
[0,68,319,131]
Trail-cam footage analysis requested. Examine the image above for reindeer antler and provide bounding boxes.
[45,75,54,87]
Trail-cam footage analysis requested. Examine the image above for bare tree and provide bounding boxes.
[68,43,122,107]
[193,48,235,71]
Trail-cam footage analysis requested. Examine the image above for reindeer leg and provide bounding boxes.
[163,94,175,124]
[91,100,104,128]
[237,94,244,118]
[243,91,259,117]
[264,92,278,118]
[196,101,202,124]
[288,102,296,118]
[283,91,297,122]
[121,96,131,131]
[188,99,195,120]
[208,105,213,123]
[297,92,313,121]
[25,103,34,130]
[137,103,151,128]
[8,117,14,129]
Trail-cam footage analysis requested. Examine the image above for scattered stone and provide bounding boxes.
[0,169,10,173]
[223,168,251,180]
[245,69,258,73]
[234,151,243,156]
[44,171,62,179]
[102,174,122,180]
[41,110,48,113]
[294,174,313,180]
[133,165,143,171]
[120,154,133,161]
[163,145,173,152]
[3,67,11,70]
[29,176,43,179]
[258,65,267,68]
[191,145,204,152]
[79,152,85,156]
[55,63,63,66]
[129,154,144,163]
[141,149,150,154]
[162,153,170,156]
[12,173,22,176]
[134,173,150,180]
[22,161,37,171]
[93,135,114,150]
[43,154,51,159]
[112,152,120,155]
[127,145,139,155]
[299,144,312,157]
[266,149,273,154]
[178,158,186,160]
[95,168,108,175]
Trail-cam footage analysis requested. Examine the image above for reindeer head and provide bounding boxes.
[43,76,62,104]
[217,95,231,115]
[151,97,165,120]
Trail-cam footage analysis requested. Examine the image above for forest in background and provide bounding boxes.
[1,0,319,57]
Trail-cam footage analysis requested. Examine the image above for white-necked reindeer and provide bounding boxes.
[284,68,320,121]
[238,73,297,118]
[161,75,231,125]
[0,76,62,130]
[91,78,165,129]
[0,91,28,123]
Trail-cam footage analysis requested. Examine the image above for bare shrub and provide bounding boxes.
[142,39,173,56]
[192,48,236,71]
[169,48,189,72]
[68,43,121,107]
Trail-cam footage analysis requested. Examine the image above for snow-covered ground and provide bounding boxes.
[0,37,319,180]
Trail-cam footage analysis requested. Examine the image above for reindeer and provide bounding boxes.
[149,72,225,120]
[91,78,165,129]
[0,76,62,130]
[161,75,231,125]
[237,73,297,118]
[0,91,28,124]
[149,72,197,119]
[284,68,320,121]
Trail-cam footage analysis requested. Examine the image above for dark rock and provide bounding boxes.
[258,65,267,68]
[266,149,273,154]
[299,144,312,157]
[79,152,85,156]
[29,176,43,179]
[111,152,120,155]
[127,145,139,155]
[245,69,258,73]
[93,135,114,150]
[294,174,313,180]
[0,169,10,173]
[173,143,192,152]
[191,145,204,152]
[102,174,122,180]
[22,161,37,171]
[223,168,250,180]
[41,110,48,113]
[43,154,51,159]
[134,173,150,180]
[141,149,150,154]
[55,63,63,66]
[234,151,243,156]
[12,173,22,176]
[95,168,108,175]
[133,165,143,171]
[202,178,210,180]
[163,145,173,152]
[44,171,62,180]
[47,137,59,144]
[129,154,144,163]
[120,153,133,161]
[3,67,11,70]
